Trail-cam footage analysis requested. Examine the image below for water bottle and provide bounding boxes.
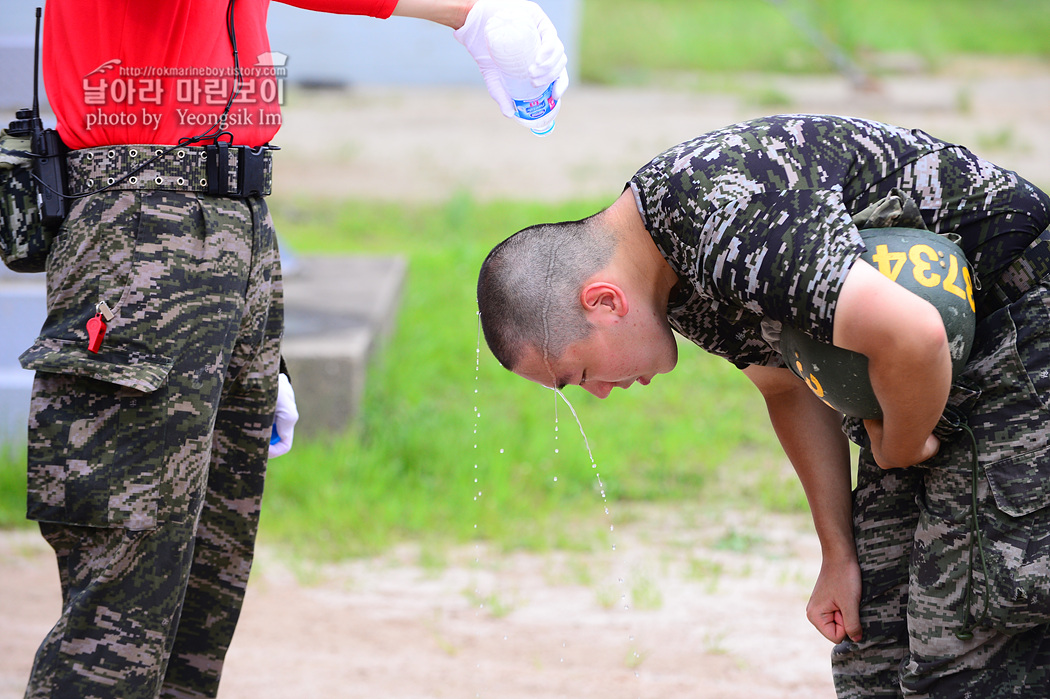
[485,10,560,136]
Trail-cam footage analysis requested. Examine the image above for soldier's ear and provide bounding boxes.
[581,282,628,318]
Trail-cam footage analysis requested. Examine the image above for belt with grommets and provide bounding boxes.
[64,143,276,198]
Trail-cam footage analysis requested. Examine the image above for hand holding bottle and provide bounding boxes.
[454,0,569,135]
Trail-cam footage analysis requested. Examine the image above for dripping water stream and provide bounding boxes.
[473,311,641,695]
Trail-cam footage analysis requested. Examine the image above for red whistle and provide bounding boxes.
[86,314,107,353]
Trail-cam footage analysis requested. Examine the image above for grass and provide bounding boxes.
[0,445,27,528]
[580,0,1050,85]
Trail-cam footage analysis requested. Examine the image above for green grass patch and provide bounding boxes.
[0,445,29,529]
[580,0,1050,84]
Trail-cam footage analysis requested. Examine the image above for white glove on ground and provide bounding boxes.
[269,372,299,458]
[454,0,569,119]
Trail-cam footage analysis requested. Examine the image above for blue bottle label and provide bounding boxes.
[511,82,556,121]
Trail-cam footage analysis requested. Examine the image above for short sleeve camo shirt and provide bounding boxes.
[629,114,1049,369]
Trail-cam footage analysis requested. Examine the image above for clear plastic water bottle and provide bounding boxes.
[485,11,560,136]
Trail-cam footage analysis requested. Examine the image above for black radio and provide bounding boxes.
[8,8,68,229]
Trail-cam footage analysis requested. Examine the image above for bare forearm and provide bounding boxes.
[745,366,855,561]
[392,0,474,27]
[745,364,862,642]
[773,392,854,560]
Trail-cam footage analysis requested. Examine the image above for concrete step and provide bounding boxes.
[280,254,407,438]
[0,270,45,449]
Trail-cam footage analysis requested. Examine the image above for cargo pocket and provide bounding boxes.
[964,286,1050,631]
[20,338,174,392]
[22,344,175,530]
[979,445,1050,632]
[21,190,255,530]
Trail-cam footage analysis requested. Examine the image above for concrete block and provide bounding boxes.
[0,271,45,449]
[280,254,406,438]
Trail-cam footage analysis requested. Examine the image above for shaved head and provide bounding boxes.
[477,215,616,371]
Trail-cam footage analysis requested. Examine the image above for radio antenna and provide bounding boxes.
[32,7,41,117]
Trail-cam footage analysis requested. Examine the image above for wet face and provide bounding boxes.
[513,313,678,399]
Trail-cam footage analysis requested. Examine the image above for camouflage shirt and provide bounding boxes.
[629,114,1050,368]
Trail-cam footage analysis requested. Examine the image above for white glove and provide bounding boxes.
[269,372,299,458]
[454,0,569,119]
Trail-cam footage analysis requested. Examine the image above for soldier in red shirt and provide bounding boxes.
[17,2,568,698]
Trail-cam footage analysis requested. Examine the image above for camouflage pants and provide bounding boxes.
[20,189,283,698]
[833,277,1050,696]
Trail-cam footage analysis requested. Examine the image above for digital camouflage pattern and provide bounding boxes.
[630,114,1050,367]
[0,128,51,273]
[630,114,1050,696]
[21,187,283,698]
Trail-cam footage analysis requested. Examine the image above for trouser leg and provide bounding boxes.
[156,407,269,699]
[159,327,280,699]
[832,456,922,698]
[25,519,198,699]
[23,192,282,699]
[160,196,282,699]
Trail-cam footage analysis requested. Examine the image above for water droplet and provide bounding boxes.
[499,448,504,454]
[553,476,558,482]
[554,448,559,454]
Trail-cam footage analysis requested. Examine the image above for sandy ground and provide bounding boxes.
[268,56,1050,205]
[2,508,835,699]
[2,57,1050,698]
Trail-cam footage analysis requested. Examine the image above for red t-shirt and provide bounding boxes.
[44,0,398,149]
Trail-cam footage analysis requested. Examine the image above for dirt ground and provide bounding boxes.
[2,508,834,699]
[2,57,1049,698]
